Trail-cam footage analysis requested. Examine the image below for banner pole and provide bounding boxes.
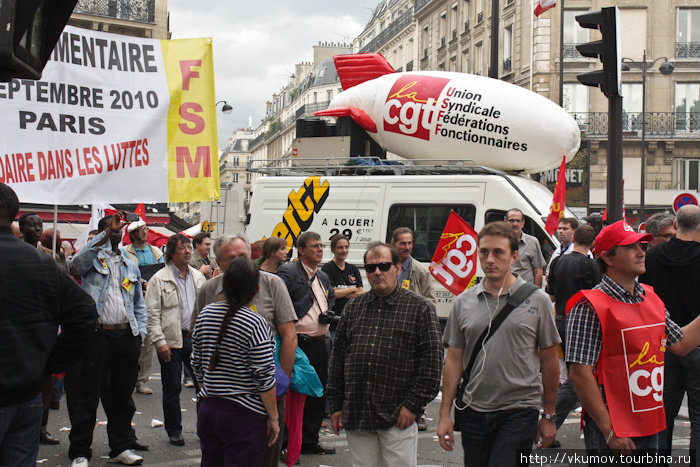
[52,204,58,256]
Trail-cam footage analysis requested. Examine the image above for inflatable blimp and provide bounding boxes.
[315,54,581,174]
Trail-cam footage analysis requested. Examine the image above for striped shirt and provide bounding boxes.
[566,275,683,367]
[191,301,276,416]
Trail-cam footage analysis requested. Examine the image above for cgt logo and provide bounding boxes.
[383,75,450,140]
[268,176,330,249]
[622,324,666,412]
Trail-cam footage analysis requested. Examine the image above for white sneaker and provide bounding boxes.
[71,457,89,467]
[108,449,143,465]
[183,378,194,388]
[135,382,153,395]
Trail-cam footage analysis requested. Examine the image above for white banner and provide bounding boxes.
[0,26,219,204]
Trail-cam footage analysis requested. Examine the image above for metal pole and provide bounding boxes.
[558,0,565,107]
[608,94,624,223]
[489,0,499,79]
[52,204,58,255]
[640,49,647,224]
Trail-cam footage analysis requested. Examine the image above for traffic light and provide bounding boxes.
[575,6,621,98]
[0,0,78,82]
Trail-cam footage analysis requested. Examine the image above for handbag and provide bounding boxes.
[453,282,538,430]
[275,334,323,398]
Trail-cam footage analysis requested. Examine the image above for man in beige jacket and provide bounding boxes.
[146,234,205,446]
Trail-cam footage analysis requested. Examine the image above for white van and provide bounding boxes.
[245,161,567,324]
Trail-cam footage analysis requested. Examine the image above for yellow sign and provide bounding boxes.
[162,38,220,203]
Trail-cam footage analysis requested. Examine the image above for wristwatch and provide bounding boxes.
[541,413,557,424]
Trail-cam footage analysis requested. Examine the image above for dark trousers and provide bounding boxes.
[198,397,267,467]
[555,377,579,430]
[0,393,43,467]
[583,413,660,466]
[158,335,193,437]
[41,377,53,428]
[65,329,141,460]
[297,336,328,448]
[456,406,539,467]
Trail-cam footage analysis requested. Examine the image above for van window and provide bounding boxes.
[485,209,556,262]
[386,205,477,263]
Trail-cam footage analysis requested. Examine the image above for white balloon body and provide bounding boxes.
[327,71,581,174]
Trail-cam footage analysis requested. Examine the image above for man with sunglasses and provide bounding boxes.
[566,219,700,460]
[640,205,700,463]
[278,231,336,455]
[327,242,442,466]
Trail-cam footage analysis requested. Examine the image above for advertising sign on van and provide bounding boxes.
[429,211,479,295]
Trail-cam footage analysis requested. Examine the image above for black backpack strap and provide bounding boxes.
[456,282,539,403]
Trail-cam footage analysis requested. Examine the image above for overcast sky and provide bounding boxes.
[167,1,375,150]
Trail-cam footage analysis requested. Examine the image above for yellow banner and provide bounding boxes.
[162,38,220,202]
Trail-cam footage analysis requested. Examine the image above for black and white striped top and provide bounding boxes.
[191,301,276,416]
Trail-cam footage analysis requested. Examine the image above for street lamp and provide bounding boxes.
[621,50,674,224]
[216,100,233,114]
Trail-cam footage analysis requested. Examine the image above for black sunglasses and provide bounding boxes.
[364,262,393,273]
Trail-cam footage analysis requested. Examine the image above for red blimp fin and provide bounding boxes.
[314,107,378,133]
[333,53,395,91]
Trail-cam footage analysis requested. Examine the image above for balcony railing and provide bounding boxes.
[295,101,330,118]
[563,43,584,59]
[74,0,155,23]
[503,57,512,73]
[359,9,413,53]
[569,112,700,137]
[676,42,700,58]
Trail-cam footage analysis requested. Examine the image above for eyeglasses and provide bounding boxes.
[506,218,524,224]
[364,262,393,273]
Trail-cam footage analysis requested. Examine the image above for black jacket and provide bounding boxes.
[0,226,97,406]
[641,237,700,327]
[278,261,335,320]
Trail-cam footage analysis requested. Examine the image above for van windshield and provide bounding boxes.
[386,204,477,263]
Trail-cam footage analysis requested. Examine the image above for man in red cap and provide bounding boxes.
[566,220,700,458]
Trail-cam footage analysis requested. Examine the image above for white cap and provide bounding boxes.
[127,220,146,233]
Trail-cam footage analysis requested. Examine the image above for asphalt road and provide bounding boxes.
[38,372,693,467]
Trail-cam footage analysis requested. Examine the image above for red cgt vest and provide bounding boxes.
[567,285,667,438]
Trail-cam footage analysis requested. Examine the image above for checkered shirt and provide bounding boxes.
[566,275,683,367]
[327,286,443,431]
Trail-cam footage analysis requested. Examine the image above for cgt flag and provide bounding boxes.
[545,156,567,235]
[429,211,479,296]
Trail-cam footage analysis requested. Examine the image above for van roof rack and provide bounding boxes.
[247,156,518,177]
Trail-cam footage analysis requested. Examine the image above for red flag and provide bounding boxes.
[545,157,567,235]
[534,0,556,17]
[134,203,146,220]
[429,211,479,296]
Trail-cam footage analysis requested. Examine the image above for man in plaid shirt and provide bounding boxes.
[567,220,700,459]
[327,242,443,467]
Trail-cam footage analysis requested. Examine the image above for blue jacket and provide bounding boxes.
[72,231,147,339]
[278,261,335,320]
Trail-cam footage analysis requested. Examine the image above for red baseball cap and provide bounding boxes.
[594,220,652,254]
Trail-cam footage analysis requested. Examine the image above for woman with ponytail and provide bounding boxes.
[191,257,279,466]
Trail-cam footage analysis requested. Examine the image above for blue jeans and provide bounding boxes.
[583,413,659,466]
[159,335,193,437]
[660,348,700,466]
[456,406,539,467]
[0,393,43,467]
[555,378,580,430]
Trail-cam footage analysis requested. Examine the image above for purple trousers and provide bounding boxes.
[197,397,267,467]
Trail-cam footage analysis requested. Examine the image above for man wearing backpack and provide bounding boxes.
[437,221,560,466]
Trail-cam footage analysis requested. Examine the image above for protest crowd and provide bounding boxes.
[3,180,700,467]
